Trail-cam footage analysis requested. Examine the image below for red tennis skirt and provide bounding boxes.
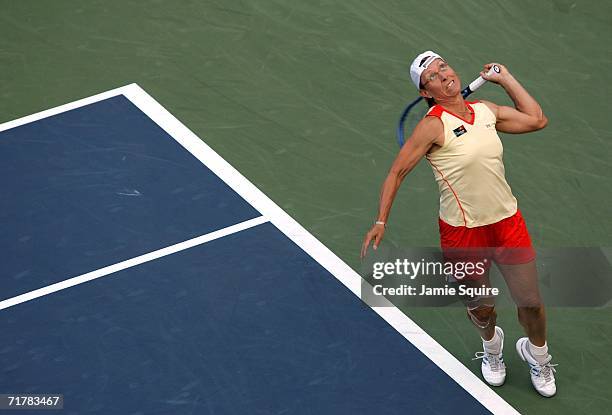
[439,209,536,279]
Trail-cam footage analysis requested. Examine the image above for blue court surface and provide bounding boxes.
[0,85,517,414]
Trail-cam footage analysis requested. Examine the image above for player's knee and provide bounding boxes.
[466,305,496,329]
[517,305,544,321]
[474,305,496,321]
[512,292,542,308]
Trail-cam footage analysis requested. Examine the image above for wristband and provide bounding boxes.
[375,221,386,227]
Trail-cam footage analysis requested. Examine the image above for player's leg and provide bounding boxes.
[458,269,506,387]
[497,260,556,397]
[494,209,557,397]
[461,269,496,340]
[439,217,507,386]
[497,260,546,345]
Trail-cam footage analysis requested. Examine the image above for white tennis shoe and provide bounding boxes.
[473,326,506,386]
[516,337,557,397]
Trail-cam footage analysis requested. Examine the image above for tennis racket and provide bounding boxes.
[396,65,500,147]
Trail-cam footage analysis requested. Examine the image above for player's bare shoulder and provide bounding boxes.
[412,114,444,148]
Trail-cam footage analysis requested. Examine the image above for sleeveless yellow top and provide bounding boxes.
[425,101,517,228]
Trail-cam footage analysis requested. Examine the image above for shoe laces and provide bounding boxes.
[530,356,558,383]
[473,351,504,371]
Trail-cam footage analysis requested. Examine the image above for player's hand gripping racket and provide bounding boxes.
[396,65,500,147]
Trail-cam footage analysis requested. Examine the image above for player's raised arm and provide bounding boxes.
[480,63,548,134]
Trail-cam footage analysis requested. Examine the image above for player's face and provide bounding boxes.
[419,59,461,99]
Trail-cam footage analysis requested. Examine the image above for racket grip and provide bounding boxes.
[467,65,500,93]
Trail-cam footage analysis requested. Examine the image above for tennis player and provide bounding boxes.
[360,51,557,397]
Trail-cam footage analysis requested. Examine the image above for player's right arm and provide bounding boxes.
[360,116,442,258]
[479,63,548,133]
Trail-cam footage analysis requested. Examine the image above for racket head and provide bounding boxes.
[397,97,431,147]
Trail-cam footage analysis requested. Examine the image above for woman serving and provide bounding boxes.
[360,51,557,397]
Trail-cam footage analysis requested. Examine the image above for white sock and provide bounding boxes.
[482,328,502,354]
[528,340,549,365]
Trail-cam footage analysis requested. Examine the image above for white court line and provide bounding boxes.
[1,84,520,415]
[0,85,136,133]
[0,216,268,311]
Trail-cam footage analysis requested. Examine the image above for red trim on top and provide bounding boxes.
[426,156,467,227]
[426,105,444,118]
[443,102,475,125]
[426,101,477,125]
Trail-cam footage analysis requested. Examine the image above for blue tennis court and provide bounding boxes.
[0,86,517,414]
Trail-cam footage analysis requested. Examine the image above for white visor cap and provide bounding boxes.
[410,51,444,89]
